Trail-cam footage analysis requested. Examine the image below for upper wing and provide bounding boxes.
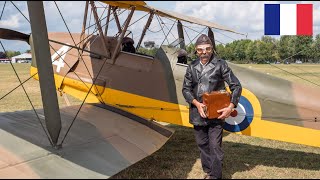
[100,1,245,35]
[101,1,150,11]
[148,6,245,35]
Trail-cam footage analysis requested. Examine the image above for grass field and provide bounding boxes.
[1,63,320,179]
[237,63,320,88]
[0,63,81,112]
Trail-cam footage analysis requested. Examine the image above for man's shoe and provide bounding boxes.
[204,173,209,179]
[205,174,221,179]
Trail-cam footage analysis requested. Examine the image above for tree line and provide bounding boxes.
[137,35,320,64]
[0,51,21,59]
[215,35,320,64]
[0,50,31,59]
[4,35,320,65]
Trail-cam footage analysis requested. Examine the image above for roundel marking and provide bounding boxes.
[223,96,254,132]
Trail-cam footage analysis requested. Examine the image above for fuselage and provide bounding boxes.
[30,32,320,147]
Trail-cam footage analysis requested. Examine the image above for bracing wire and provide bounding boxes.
[54,1,106,104]
[115,103,319,123]
[155,14,170,45]
[0,1,120,146]
[0,1,6,19]
[10,1,30,23]
[183,26,192,45]
[265,48,320,87]
[1,1,54,146]
[160,16,177,40]
[59,48,114,146]
[4,2,320,138]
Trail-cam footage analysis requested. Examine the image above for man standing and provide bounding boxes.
[182,34,242,179]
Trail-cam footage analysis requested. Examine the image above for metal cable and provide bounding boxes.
[58,5,129,146]
[161,16,177,40]
[97,3,108,25]
[49,44,104,104]
[96,1,105,8]
[115,103,319,122]
[0,1,6,19]
[0,73,37,101]
[0,1,100,100]
[0,43,102,106]
[184,25,206,36]
[2,1,113,146]
[212,28,238,41]
[165,17,245,40]
[85,8,126,33]
[277,48,320,82]
[87,3,92,36]
[59,6,138,145]
[147,24,165,33]
[1,1,54,145]
[54,1,106,104]
[183,25,192,45]
[128,12,149,28]
[160,17,177,47]
[8,1,319,131]
[10,1,30,23]
[59,51,114,146]
[171,26,207,55]
[266,63,320,87]
[289,64,320,79]
[164,18,227,46]
[265,49,320,87]
[155,14,170,45]
[0,39,111,147]
[0,40,54,146]
[185,27,207,47]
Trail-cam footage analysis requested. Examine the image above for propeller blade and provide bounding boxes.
[0,28,30,44]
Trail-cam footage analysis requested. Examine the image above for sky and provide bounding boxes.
[1,1,320,52]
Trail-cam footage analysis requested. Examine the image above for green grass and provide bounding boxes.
[0,63,81,113]
[113,63,320,179]
[1,63,320,179]
[237,64,320,88]
[112,126,320,179]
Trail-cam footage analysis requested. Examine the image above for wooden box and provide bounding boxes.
[202,90,231,119]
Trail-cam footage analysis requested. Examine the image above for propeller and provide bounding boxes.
[0,28,30,44]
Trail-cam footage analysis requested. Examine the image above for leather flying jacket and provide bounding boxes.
[182,55,242,126]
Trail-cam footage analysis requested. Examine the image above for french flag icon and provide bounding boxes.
[264,4,313,35]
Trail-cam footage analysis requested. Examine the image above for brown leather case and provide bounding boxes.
[202,90,231,119]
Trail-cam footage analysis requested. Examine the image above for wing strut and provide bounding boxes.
[104,5,111,37]
[111,6,136,64]
[136,12,154,50]
[79,1,89,51]
[27,1,62,148]
[208,27,217,53]
[177,20,186,50]
[112,6,122,33]
[90,1,111,58]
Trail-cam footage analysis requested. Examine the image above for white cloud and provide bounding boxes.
[174,1,275,41]
[0,14,20,28]
[2,1,320,52]
[174,1,320,44]
[43,1,85,32]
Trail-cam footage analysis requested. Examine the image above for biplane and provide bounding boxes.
[0,1,320,178]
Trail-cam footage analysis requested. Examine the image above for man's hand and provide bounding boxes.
[217,103,235,119]
[192,99,207,118]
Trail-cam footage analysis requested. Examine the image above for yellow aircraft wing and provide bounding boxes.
[101,1,150,12]
[100,1,245,35]
[148,6,245,35]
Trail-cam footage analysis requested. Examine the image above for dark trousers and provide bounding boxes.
[194,122,224,179]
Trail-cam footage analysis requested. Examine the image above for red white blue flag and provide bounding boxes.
[264,4,313,35]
